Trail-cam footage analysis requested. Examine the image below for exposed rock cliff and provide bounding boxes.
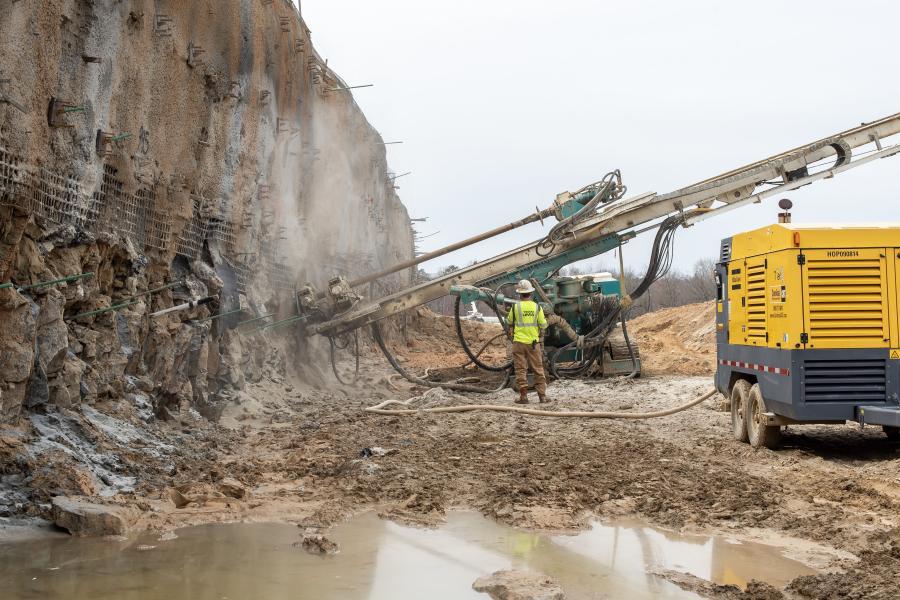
[0,1,412,424]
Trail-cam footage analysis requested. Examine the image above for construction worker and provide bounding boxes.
[507,279,549,404]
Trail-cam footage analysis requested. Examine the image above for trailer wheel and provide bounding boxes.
[884,426,900,441]
[745,383,782,449]
[730,380,751,443]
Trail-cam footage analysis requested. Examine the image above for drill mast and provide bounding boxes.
[312,113,900,337]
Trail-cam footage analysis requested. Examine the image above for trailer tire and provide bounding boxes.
[884,426,900,441]
[745,383,782,449]
[730,379,751,443]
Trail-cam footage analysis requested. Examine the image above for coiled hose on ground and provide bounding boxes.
[372,321,510,393]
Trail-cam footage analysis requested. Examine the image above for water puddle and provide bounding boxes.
[0,512,816,599]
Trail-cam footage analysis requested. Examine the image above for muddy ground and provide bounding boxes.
[2,331,900,598]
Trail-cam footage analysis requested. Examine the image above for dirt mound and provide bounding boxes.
[401,306,508,371]
[627,301,716,376]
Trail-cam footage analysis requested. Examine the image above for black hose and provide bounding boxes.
[372,321,510,393]
[548,214,684,379]
[470,332,508,363]
[454,296,513,372]
[536,170,626,256]
[329,330,360,385]
[620,310,639,379]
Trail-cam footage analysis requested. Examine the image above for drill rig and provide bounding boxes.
[294,113,900,383]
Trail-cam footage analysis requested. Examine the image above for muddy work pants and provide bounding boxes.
[512,341,547,396]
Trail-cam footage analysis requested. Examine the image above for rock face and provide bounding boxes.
[473,570,566,600]
[0,1,414,424]
[51,496,136,537]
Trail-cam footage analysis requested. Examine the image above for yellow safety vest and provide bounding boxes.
[506,300,547,344]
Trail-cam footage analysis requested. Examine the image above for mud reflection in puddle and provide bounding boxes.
[0,512,816,599]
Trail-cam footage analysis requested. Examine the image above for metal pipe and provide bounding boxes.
[195,308,244,323]
[66,300,141,321]
[258,315,307,331]
[149,296,215,318]
[342,206,557,292]
[18,272,94,291]
[235,313,275,327]
[0,282,13,290]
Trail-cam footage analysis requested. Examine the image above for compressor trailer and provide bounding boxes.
[716,221,900,448]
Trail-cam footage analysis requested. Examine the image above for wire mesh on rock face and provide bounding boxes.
[0,148,335,295]
[33,169,85,226]
[0,147,26,208]
[176,194,209,259]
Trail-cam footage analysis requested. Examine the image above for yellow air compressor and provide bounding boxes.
[715,215,900,448]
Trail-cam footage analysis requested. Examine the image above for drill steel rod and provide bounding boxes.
[343,206,557,292]
[149,296,215,318]
[235,313,275,327]
[18,272,94,291]
[66,300,141,321]
[195,308,245,323]
[258,315,307,331]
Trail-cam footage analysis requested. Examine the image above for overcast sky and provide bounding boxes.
[301,0,899,275]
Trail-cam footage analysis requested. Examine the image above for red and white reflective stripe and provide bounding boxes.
[718,359,790,376]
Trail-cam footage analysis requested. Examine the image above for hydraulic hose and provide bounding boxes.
[372,321,510,393]
[546,313,578,341]
[453,295,513,372]
[329,330,360,385]
[549,213,685,379]
[620,311,639,379]
[536,170,626,257]
[365,388,718,418]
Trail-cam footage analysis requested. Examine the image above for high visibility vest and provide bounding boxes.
[507,300,547,344]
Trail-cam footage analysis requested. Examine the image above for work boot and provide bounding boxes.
[538,393,551,404]
[516,387,529,404]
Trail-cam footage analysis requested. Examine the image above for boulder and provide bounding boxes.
[295,534,339,555]
[51,496,136,537]
[217,477,247,499]
[473,570,565,600]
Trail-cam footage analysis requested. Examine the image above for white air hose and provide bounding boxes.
[365,388,718,418]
